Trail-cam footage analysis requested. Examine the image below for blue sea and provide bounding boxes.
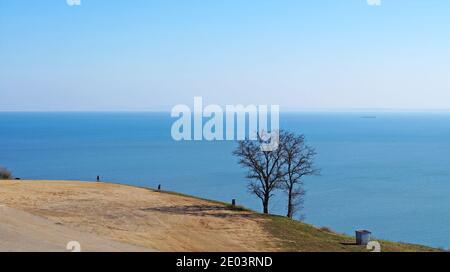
[0,112,449,248]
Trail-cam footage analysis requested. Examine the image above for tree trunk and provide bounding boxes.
[262,197,269,214]
[287,187,293,218]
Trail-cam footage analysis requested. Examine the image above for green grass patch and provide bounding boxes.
[260,215,441,252]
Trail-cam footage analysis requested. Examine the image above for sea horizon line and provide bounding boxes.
[1,108,450,114]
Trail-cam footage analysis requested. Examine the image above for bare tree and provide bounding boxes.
[280,131,319,219]
[233,134,285,214]
[0,166,12,180]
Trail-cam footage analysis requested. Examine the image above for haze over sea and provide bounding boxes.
[0,112,449,248]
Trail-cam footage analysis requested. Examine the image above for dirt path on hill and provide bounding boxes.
[0,205,151,252]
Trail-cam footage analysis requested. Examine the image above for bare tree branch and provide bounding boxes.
[279,131,319,219]
[233,133,284,214]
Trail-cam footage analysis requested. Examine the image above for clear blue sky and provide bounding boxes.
[1,0,449,111]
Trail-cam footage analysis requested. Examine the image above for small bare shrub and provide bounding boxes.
[0,167,12,180]
[320,227,336,234]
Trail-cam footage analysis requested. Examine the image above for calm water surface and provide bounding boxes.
[0,112,449,248]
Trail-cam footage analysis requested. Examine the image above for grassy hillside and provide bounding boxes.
[0,180,441,252]
[159,188,440,252]
[260,215,440,252]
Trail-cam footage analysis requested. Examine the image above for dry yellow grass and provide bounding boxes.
[0,180,276,252]
[0,180,438,252]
